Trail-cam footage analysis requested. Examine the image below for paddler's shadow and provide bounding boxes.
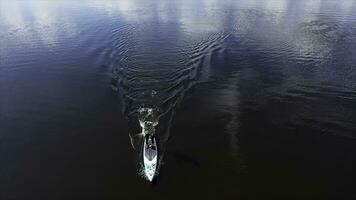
[169,151,201,168]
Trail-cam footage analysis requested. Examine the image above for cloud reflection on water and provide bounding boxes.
[0,0,355,183]
[0,1,78,47]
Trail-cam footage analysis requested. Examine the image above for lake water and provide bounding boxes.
[0,0,355,199]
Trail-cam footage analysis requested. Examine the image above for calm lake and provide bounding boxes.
[0,0,355,199]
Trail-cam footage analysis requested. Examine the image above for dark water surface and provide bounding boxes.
[1,0,356,199]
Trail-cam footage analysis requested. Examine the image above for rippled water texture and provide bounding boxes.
[0,0,356,199]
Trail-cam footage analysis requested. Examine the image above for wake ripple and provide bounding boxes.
[108,22,229,178]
